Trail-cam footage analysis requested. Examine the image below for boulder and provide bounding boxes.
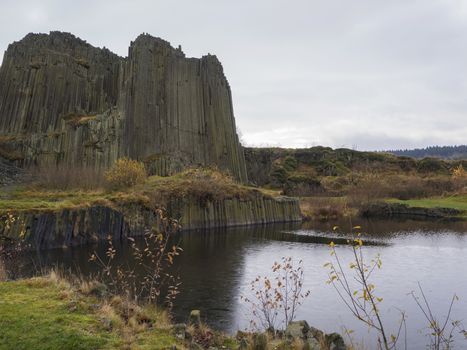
[326,332,346,350]
[286,320,310,339]
[173,323,187,340]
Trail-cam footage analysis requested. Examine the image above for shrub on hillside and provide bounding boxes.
[417,158,448,174]
[282,156,298,171]
[270,166,288,184]
[104,158,147,189]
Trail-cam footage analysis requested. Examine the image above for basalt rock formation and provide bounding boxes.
[0,32,247,182]
[3,196,301,249]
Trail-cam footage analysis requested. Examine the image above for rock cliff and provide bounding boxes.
[2,196,302,249]
[0,32,247,182]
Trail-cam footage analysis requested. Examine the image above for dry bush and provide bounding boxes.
[31,165,105,190]
[385,175,460,200]
[347,173,390,206]
[300,197,350,221]
[182,168,251,203]
[452,165,467,194]
[320,175,352,196]
[149,167,256,207]
[104,158,147,190]
[241,257,310,331]
[89,208,182,308]
[346,173,462,203]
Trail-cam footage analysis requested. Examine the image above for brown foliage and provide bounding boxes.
[300,197,350,221]
[346,173,465,204]
[147,167,258,207]
[30,164,105,190]
[104,158,147,190]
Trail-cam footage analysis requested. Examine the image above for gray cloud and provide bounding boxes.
[1,0,466,150]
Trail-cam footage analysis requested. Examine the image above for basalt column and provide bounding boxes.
[121,34,247,182]
[0,32,248,182]
[0,32,121,134]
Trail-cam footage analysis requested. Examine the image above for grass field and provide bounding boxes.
[0,276,181,350]
[387,194,467,212]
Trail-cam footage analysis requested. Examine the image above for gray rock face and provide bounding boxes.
[0,32,247,182]
[0,32,121,134]
[2,195,301,248]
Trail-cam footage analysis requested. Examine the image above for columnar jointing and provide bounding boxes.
[0,32,248,182]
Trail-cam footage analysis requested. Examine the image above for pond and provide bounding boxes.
[12,218,467,349]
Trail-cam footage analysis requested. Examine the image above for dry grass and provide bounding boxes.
[300,197,352,220]
[139,167,265,206]
[30,165,106,191]
[33,270,181,349]
[345,173,467,205]
[104,158,147,190]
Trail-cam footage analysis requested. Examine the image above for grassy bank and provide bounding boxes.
[0,274,329,350]
[387,194,467,213]
[0,274,181,350]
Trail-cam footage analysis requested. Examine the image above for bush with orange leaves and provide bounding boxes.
[104,158,147,190]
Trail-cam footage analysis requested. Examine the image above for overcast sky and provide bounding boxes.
[0,0,466,150]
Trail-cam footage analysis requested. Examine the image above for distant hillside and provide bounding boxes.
[387,145,467,160]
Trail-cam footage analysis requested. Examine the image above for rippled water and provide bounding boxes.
[13,219,467,349]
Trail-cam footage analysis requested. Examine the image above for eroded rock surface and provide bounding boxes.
[0,32,247,181]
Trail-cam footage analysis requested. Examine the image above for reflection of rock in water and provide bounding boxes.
[170,222,300,330]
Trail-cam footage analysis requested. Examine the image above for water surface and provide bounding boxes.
[13,219,467,349]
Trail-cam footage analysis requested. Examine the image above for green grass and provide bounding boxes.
[0,276,183,350]
[0,189,112,211]
[387,194,467,212]
[0,275,241,349]
[0,278,120,350]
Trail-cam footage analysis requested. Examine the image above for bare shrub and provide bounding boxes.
[104,158,147,190]
[30,164,105,190]
[241,257,310,331]
[0,212,27,280]
[347,173,390,206]
[346,172,462,203]
[325,227,405,350]
[89,208,182,309]
[326,226,467,350]
[411,283,466,350]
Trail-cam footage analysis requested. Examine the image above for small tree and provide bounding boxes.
[411,283,464,350]
[89,208,182,309]
[325,226,466,350]
[241,257,310,331]
[104,158,147,190]
[324,226,404,350]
